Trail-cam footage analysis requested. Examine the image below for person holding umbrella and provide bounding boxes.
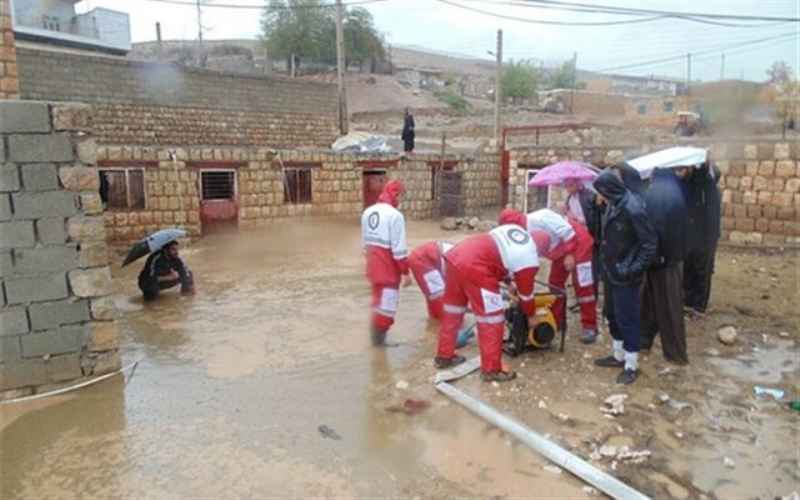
[122,228,195,302]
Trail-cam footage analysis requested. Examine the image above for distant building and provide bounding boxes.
[11,0,131,54]
[580,72,686,97]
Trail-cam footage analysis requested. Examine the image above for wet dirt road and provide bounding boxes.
[1,219,589,499]
[2,218,797,499]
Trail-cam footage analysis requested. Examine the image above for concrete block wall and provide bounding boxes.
[462,153,502,215]
[0,101,120,399]
[0,0,18,99]
[508,141,800,247]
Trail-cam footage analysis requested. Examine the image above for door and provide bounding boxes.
[439,171,463,217]
[200,170,238,233]
[362,171,386,208]
[525,169,550,212]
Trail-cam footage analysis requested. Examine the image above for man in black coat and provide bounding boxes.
[401,107,415,153]
[593,170,657,385]
[641,167,690,364]
[138,242,195,302]
[683,162,721,313]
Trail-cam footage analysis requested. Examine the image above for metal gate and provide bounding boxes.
[439,171,463,217]
[200,169,238,233]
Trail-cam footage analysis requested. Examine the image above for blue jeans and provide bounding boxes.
[605,282,641,353]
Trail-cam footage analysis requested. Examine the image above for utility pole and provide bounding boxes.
[335,0,348,135]
[720,53,725,81]
[569,51,578,114]
[494,29,503,149]
[156,22,163,62]
[686,52,692,96]
[196,0,204,67]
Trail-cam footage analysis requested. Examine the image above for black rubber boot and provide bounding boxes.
[434,355,466,369]
[616,369,639,385]
[594,355,625,368]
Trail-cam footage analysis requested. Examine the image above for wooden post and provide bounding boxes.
[335,0,349,135]
[494,29,503,149]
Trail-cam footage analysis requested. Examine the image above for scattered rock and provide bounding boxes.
[601,394,627,416]
[617,449,652,463]
[723,456,735,468]
[674,431,684,439]
[441,217,458,230]
[468,217,480,229]
[395,380,409,390]
[657,393,671,404]
[543,465,562,474]
[717,326,738,345]
[599,445,617,458]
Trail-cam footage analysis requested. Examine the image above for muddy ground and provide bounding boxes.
[1,218,797,499]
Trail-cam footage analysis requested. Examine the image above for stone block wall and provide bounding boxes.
[0,0,17,99]
[0,101,120,399]
[463,153,503,215]
[17,48,338,148]
[508,141,800,247]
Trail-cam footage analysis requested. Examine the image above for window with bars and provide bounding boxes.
[99,169,145,210]
[284,168,312,204]
[201,171,236,200]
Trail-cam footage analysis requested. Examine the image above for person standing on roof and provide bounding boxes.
[401,108,415,154]
[527,208,598,344]
[434,209,539,382]
[593,170,657,385]
[408,240,455,321]
[361,180,412,346]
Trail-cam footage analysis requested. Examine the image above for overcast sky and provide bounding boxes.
[78,0,799,82]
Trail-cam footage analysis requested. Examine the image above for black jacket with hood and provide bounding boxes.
[645,168,688,268]
[685,162,721,252]
[594,171,657,287]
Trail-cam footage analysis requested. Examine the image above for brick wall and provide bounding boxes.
[0,101,120,399]
[0,0,18,99]
[96,145,503,243]
[16,48,338,147]
[508,141,800,247]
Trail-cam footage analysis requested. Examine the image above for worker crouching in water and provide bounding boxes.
[435,209,539,382]
[138,241,195,301]
[408,241,454,321]
[526,208,598,344]
[593,171,657,385]
[361,180,412,346]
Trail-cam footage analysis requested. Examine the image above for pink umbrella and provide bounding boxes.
[528,161,598,187]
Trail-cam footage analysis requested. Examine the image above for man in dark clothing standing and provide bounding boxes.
[138,242,195,301]
[641,167,690,364]
[401,107,415,153]
[683,162,721,313]
[593,170,657,385]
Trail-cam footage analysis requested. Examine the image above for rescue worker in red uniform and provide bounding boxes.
[361,180,412,346]
[408,240,454,321]
[527,209,598,344]
[435,209,539,382]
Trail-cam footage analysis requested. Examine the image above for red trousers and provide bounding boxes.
[437,266,505,373]
[371,285,399,331]
[549,255,597,331]
[409,258,445,320]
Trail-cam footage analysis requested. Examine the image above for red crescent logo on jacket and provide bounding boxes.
[368,212,380,230]
[507,228,530,245]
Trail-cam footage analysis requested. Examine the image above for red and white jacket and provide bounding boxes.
[527,209,578,261]
[361,180,409,286]
[445,224,539,316]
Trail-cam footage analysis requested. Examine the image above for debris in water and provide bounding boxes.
[395,380,409,390]
[543,465,562,475]
[318,425,341,440]
[385,399,431,416]
[717,326,738,345]
[599,445,617,458]
[753,386,785,400]
[723,456,735,468]
[601,394,627,416]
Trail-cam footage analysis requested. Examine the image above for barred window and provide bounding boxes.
[284,168,312,204]
[99,169,145,210]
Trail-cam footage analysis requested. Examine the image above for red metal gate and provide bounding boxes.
[200,170,238,233]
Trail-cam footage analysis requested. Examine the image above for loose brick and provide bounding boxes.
[8,133,73,163]
[0,163,19,192]
[20,163,58,191]
[0,101,50,133]
[13,246,78,275]
[68,267,112,298]
[28,299,90,331]
[0,307,29,336]
[36,217,67,244]
[11,191,76,219]
[20,324,87,357]
[0,220,34,249]
[5,273,68,304]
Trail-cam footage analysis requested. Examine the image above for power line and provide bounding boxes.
[516,0,800,23]
[139,0,388,9]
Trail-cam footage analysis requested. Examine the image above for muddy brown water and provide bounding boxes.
[1,218,797,499]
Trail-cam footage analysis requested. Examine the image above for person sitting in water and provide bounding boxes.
[138,241,195,301]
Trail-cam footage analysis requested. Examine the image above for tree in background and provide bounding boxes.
[767,61,792,85]
[260,0,384,74]
[548,60,576,90]
[502,60,540,105]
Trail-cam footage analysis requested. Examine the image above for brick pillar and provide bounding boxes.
[0,0,18,99]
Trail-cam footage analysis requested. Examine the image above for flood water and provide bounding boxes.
[0,218,589,499]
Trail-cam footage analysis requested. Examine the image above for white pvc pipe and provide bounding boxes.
[436,382,651,500]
